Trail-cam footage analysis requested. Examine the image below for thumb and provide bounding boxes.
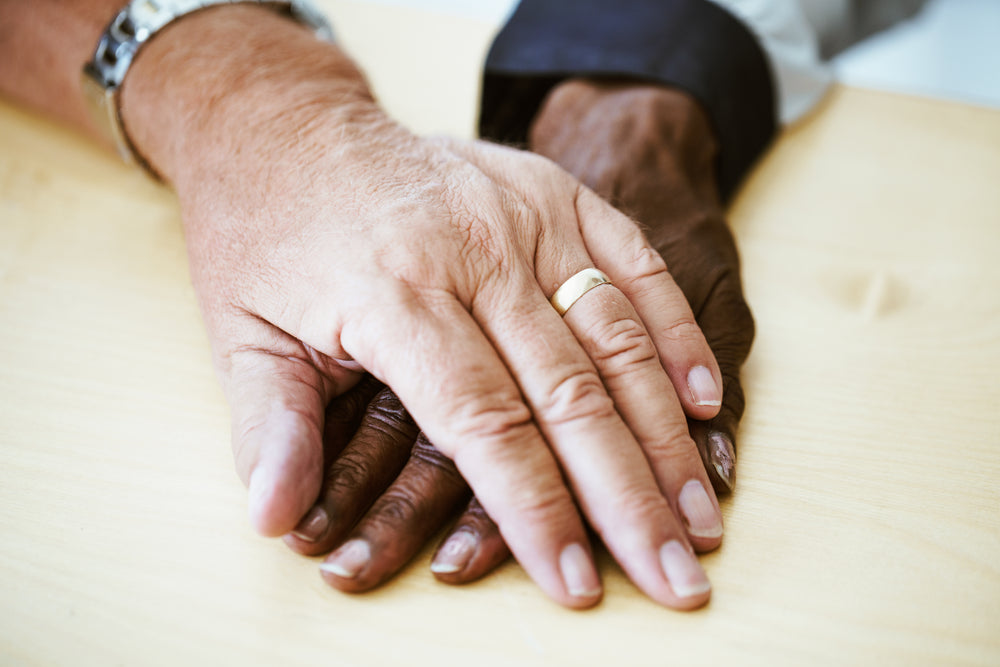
[225,345,340,536]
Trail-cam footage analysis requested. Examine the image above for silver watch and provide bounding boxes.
[82,0,334,177]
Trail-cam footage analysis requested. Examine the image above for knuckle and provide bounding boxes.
[661,317,704,345]
[326,452,373,495]
[507,482,576,524]
[447,392,536,446]
[370,387,406,414]
[410,437,465,487]
[587,316,658,376]
[357,417,415,455]
[368,488,422,526]
[632,243,671,275]
[364,391,420,442]
[327,431,409,497]
[618,245,674,296]
[539,369,616,426]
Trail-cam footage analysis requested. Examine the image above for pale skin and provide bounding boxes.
[0,2,737,609]
[284,80,754,592]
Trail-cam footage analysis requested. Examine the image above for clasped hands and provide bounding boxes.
[123,7,754,611]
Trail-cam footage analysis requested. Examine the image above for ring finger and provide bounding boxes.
[554,269,724,552]
[474,266,711,607]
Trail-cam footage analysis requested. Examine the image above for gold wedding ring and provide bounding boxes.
[549,268,613,316]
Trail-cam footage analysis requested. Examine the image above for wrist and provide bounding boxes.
[529,79,723,220]
[119,3,378,189]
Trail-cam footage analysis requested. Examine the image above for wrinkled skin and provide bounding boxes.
[112,7,733,610]
[0,1,748,611]
[284,79,755,593]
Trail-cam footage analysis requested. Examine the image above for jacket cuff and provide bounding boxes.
[479,0,777,201]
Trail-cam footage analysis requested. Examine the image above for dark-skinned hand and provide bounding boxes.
[283,79,754,595]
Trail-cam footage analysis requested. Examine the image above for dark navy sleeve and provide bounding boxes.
[478,0,777,201]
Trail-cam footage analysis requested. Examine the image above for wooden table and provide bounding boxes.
[2,2,998,664]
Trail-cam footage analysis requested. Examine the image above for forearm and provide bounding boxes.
[0,0,122,138]
[0,2,377,189]
[121,5,378,189]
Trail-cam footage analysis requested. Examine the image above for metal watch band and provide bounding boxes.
[81,0,334,178]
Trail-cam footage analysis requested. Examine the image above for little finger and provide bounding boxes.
[576,188,724,420]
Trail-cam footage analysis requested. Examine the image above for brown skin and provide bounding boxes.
[290,79,754,591]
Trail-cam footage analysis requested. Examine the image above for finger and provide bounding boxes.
[340,292,603,608]
[646,218,754,495]
[690,398,741,496]
[226,345,334,537]
[285,386,418,555]
[472,271,711,608]
[575,187,724,421]
[431,497,510,584]
[319,434,470,591]
[560,283,724,553]
[452,145,717,593]
[532,196,723,551]
[318,375,387,463]
[687,266,754,494]
[282,375,385,548]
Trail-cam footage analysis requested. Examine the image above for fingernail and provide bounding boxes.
[559,543,602,598]
[678,479,723,538]
[320,539,370,579]
[709,432,736,492]
[659,540,711,598]
[291,506,328,543]
[430,530,478,574]
[687,366,721,407]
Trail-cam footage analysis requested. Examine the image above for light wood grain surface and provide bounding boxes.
[2,2,999,665]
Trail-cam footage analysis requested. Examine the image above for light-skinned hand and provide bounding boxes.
[281,81,753,599]
[120,7,725,609]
